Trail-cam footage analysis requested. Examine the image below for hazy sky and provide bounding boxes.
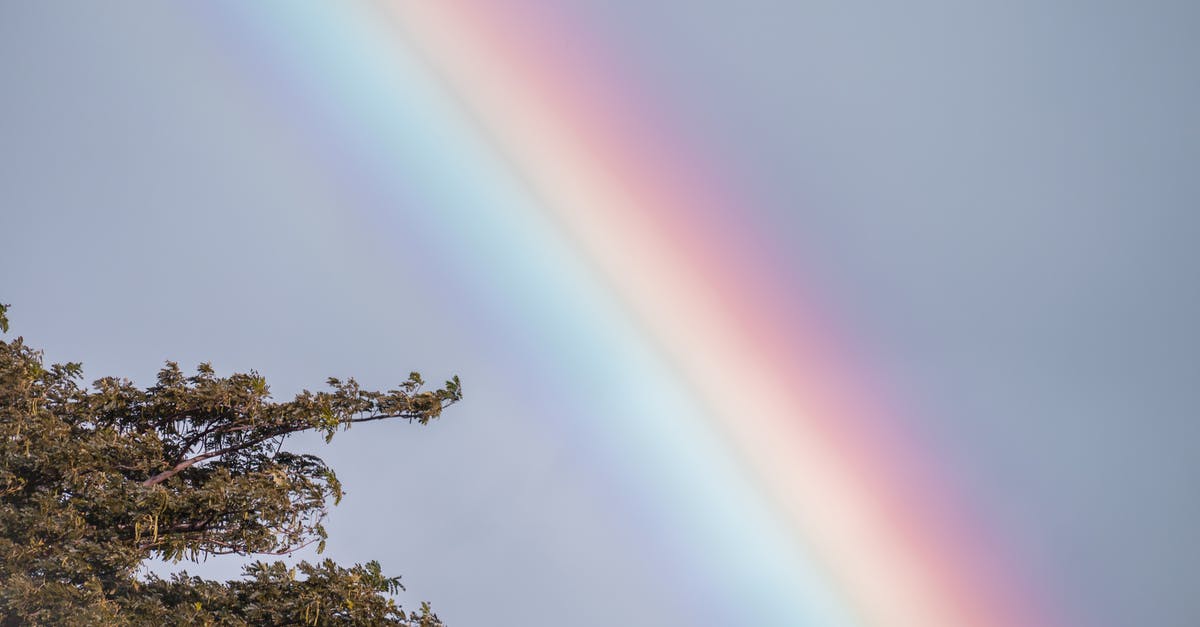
[2,2,1198,626]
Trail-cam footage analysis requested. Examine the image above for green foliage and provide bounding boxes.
[0,305,459,625]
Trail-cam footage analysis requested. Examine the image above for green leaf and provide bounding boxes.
[0,307,454,625]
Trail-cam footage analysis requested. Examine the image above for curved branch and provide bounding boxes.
[141,410,438,486]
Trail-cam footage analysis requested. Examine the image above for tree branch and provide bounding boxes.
[141,410,437,487]
[143,429,283,487]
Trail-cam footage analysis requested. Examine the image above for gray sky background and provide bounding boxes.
[2,2,1199,626]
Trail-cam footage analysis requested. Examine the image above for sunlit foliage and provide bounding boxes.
[0,303,458,625]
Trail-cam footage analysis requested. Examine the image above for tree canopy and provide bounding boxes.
[0,303,460,626]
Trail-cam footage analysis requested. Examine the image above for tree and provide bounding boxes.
[0,303,460,626]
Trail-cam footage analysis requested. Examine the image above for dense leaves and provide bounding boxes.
[0,304,458,625]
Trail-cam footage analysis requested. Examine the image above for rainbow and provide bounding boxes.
[188,2,1056,625]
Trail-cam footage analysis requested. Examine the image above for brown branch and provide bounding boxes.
[143,429,284,487]
[139,534,320,556]
[141,408,450,487]
[169,421,256,466]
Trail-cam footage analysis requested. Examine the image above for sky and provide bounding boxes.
[2,2,1199,626]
